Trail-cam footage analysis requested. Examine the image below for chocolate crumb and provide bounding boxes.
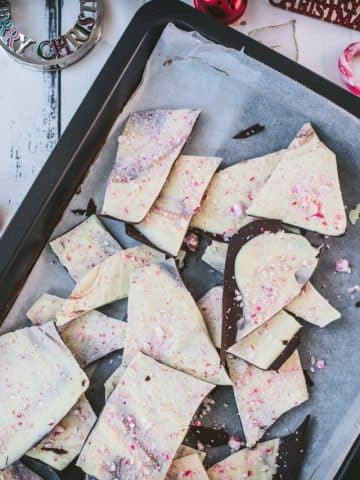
[233,123,265,139]
[145,376,151,382]
[355,301,360,308]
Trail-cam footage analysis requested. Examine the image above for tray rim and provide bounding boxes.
[0,0,359,477]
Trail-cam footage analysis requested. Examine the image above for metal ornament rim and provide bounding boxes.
[0,0,104,71]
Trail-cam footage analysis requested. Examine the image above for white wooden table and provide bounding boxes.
[0,0,357,232]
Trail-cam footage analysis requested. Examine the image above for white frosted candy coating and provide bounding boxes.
[123,259,230,385]
[104,365,127,401]
[247,127,346,236]
[285,282,341,327]
[50,215,121,282]
[234,230,319,339]
[174,445,206,463]
[228,350,308,447]
[102,109,200,223]
[27,294,127,367]
[197,285,223,349]
[207,439,279,480]
[228,310,301,369]
[26,293,64,325]
[201,240,228,273]
[135,155,221,256]
[59,311,127,367]
[0,323,89,469]
[27,395,96,471]
[77,352,213,480]
[191,150,282,238]
[56,245,165,325]
[166,454,208,480]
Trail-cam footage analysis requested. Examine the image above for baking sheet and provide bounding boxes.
[1,23,360,480]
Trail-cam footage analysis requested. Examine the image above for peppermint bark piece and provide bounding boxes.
[208,416,310,479]
[104,365,127,401]
[102,109,201,223]
[0,323,89,469]
[201,240,228,274]
[197,286,223,349]
[174,446,206,463]
[247,129,347,236]
[57,245,164,325]
[165,454,208,480]
[123,260,230,385]
[0,462,45,480]
[26,293,64,326]
[207,439,279,480]
[27,294,127,368]
[285,281,341,327]
[134,155,221,256]
[59,311,127,368]
[77,352,214,480]
[227,350,308,447]
[198,286,301,370]
[228,310,301,370]
[50,215,121,282]
[26,395,96,471]
[222,221,319,358]
[191,150,282,239]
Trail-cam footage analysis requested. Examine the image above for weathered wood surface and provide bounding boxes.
[0,0,356,232]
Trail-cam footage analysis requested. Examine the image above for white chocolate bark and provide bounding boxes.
[50,215,121,282]
[27,395,96,471]
[228,310,301,369]
[201,241,228,274]
[191,150,281,238]
[123,260,230,385]
[0,323,89,469]
[247,129,346,236]
[59,311,127,367]
[102,109,200,223]
[166,454,208,480]
[285,281,341,327]
[26,293,64,325]
[197,286,223,349]
[77,352,213,480]
[56,245,164,325]
[0,462,44,480]
[27,294,127,368]
[207,439,279,480]
[104,365,127,401]
[234,231,319,339]
[228,350,308,447]
[135,155,221,256]
[174,446,206,463]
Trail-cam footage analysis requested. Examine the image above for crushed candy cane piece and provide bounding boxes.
[316,359,326,370]
[338,42,360,96]
[336,259,352,273]
[228,435,242,452]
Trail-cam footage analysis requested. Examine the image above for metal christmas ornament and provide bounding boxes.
[194,0,248,25]
[0,0,103,71]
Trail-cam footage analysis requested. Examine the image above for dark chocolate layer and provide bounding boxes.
[221,220,284,365]
[274,415,311,480]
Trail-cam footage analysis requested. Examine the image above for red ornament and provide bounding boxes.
[194,0,248,25]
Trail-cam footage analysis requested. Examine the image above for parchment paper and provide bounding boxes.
[1,24,360,480]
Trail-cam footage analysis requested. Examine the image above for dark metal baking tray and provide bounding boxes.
[0,0,359,478]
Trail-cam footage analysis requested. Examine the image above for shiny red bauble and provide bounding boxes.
[194,0,248,25]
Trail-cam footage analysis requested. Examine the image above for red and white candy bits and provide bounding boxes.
[338,42,360,96]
